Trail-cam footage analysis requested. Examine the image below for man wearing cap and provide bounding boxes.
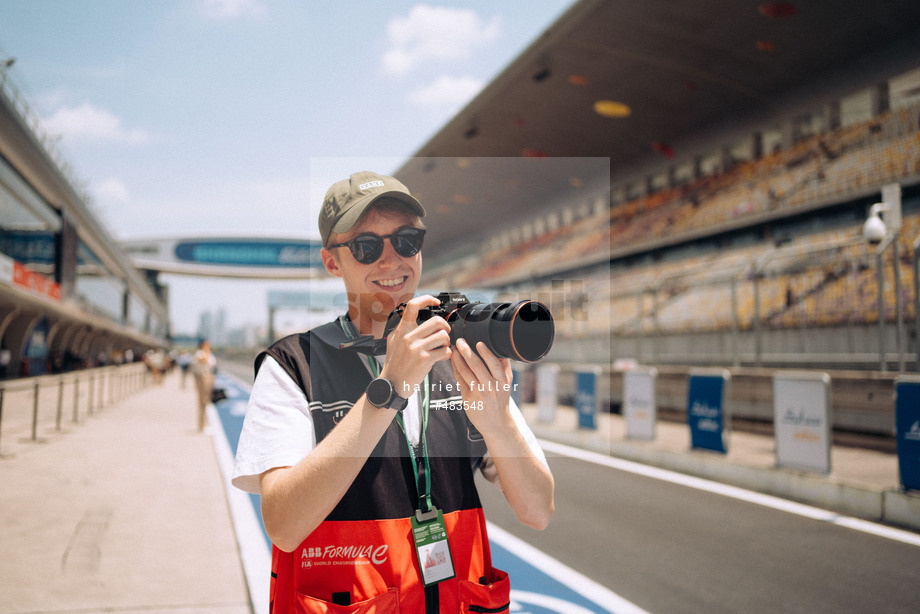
[232,171,554,613]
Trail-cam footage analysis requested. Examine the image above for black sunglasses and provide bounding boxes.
[328,227,426,264]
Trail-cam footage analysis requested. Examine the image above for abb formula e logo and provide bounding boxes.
[301,544,389,568]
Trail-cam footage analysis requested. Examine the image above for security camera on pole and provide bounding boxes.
[863,184,903,371]
[862,203,889,245]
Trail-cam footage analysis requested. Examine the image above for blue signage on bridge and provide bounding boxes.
[174,239,322,268]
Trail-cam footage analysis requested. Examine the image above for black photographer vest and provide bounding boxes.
[255,317,510,613]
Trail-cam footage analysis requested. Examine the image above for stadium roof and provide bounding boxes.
[396,0,920,258]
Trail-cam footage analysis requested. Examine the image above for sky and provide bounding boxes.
[0,0,574,337]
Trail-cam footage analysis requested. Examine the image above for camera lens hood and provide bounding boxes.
[449,299,554,362]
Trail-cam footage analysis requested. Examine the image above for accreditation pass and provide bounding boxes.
[411,508,455,586]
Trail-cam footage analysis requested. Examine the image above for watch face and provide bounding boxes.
[367,378,393,407]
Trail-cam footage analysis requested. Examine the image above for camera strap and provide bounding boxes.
[338,334,386,355]
[337,304,405,355]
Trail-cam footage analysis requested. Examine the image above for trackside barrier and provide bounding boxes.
[0,363,149,458]
[575,365,601,430]
[895,375,920,491]
[687,369,731,454]
[773,372,832,474]
[535,364,914,483]
[623,367,658,441]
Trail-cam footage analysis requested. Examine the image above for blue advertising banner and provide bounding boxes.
[687,370,730,453]
[895,376,920,491]
[575,367,600,430]
[174,239,322,268]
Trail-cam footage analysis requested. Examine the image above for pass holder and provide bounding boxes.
[410,506,455,587]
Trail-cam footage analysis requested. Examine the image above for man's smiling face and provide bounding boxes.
[321,205,423,332]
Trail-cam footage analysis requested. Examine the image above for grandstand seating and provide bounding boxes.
[429,98,920,343]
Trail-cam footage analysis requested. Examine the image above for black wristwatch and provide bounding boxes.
[366,377,408,412]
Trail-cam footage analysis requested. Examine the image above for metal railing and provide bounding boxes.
[0,363,149,458]
[566,230,918,371]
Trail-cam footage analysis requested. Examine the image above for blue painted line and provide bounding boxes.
[490,543,611,613]
[212,373,270,547]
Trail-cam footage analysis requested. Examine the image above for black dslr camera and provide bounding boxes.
[340,291,554,363]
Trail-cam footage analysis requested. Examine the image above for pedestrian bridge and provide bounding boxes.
[120,236,326,279]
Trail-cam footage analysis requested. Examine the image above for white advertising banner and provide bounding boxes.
[536,364,559,423]
[624,367,657,440]
[773,372,832,474]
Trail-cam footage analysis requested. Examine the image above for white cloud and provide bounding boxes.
[36,88,69,112]
[199,0,266,20]
[383,5,501,76]
[407,75,484,118]
[94,177,130,203]
[42,102,150,144]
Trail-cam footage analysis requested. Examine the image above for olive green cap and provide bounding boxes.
[319,171,425,246]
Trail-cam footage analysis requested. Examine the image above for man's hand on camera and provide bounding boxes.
[450,338,514,436]
[379,294,452,399]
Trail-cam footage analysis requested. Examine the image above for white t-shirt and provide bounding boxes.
[231,355,548,495]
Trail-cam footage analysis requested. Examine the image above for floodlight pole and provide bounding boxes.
[874,232,906,372]
[895,238,905,373]
[876,235,892,371]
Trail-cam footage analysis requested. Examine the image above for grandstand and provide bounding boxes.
[423,93,920,370]
[407,3,920,374]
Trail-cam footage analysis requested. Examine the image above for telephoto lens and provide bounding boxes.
[443,298,554,363]
[369,292,555,362]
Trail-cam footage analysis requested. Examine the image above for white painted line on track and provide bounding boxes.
[509,590,599,614]
[540,439,920,548]
[487,522,651,614]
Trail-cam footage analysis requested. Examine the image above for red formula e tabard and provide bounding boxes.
[259,319,511,613]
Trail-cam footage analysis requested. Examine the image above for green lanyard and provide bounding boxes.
[340,317,434,513]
